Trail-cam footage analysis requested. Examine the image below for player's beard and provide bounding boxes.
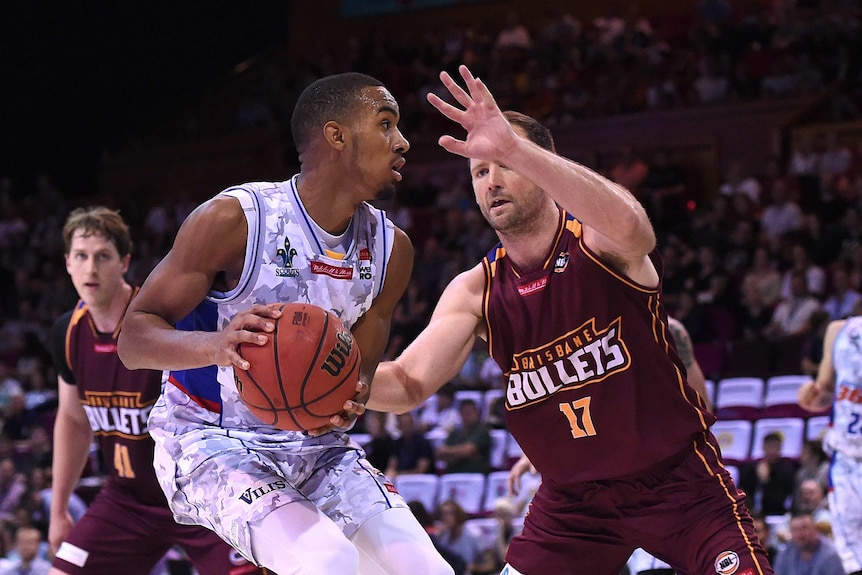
[375,184,397,201]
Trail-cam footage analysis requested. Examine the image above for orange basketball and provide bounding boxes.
[234,302,361,431]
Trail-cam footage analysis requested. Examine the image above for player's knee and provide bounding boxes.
[311,537,359,574]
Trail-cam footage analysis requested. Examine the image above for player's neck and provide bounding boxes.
[88,282,134,333]
[498,207,561,272]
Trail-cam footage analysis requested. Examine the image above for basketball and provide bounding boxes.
[234,302,361,431]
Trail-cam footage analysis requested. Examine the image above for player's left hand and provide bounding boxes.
[307,381,368,436]
[427,64,520,162]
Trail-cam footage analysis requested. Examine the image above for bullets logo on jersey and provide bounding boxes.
[81,391,155,438]
[506,317,630,408]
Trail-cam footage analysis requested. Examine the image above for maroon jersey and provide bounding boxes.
[483,210,714,483]
[50,293,166,506]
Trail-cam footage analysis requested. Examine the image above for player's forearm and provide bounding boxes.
[50,414,93,515]
[118,311,217,371]
[501,137,655,252]
[367,362,427,414]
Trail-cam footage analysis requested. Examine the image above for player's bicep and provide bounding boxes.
[129,197,248,324]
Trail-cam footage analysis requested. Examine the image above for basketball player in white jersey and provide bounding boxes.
[799,308,862,575]
[118,73,454,575]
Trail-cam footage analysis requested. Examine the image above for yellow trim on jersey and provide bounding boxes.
[695,437,770,575]
[66,302,90,372]
[482,258,495,363]
[324,248,346,260]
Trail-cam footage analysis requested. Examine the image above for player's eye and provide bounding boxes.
[382,120,391,130]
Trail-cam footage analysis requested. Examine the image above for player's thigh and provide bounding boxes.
[295,448,409,540]
[504,487,633,575]
[249,499,359,575]
[350,507,454,575]
[51,494,171,575]
[642,453,773,575]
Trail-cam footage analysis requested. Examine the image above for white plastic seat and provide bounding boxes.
[453,390,484,413]
[715,377,765,420]
[483,470,512,514]
[393,474,439,513]
[763,375,810,418]
[750,417,805,460]
[711,419,753,464]
[438,472,487,515]
[489,429,509,470]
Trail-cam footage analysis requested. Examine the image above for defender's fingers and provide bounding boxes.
[441,69,474,109]
[427,92,464,124]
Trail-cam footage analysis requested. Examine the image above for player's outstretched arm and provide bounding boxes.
[428,64,656,286]
[799,319,843,413]
[368,264,485,414]
[118,196,280,372]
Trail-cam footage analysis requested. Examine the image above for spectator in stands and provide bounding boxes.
[435,399,491,475]
[800,310,832,377]
[491,498,519,572]
[0,526,51,575]
[760,177,805,249]
[752,513,779,566]
[742,246,783,309]
[788,133,822,210]
[795,479,832,530]
[818,131,852,196]
[0,459,26,524]
[738,432,798,516]
[408,500,468,575]
[609,145,649,198]
[362,410,396,472]
[822,261,862,321]
[766,269,823,340]
[639,148,687,229]
[719,160,762,205]
[436,500,495,575]
[772,512,845,575]
[420,384,461,435]
[386,411,435,478]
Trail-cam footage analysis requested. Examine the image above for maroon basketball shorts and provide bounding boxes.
[52,481,257,575]
[506,431,774,575]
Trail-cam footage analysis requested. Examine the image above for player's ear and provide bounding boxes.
[323,121,346,151]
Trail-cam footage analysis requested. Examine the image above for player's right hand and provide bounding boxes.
[49,511,75,554]
[797,380,832,413]
[219,304,283,369]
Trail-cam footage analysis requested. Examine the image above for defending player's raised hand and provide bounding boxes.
[427,65,519,162]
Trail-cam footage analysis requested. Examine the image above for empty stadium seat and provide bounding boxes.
[711,419,753,464]
[483,388,505,420]
[394,474,439,513]
[715,377,765,420]
[763,375,810,418]
[750,417,805,460]
[438,472,487,515]
[725,464,740,484]
[483,470,512,514]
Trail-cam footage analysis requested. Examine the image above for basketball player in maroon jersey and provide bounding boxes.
[48,207,260,575]
[367,66,773,574]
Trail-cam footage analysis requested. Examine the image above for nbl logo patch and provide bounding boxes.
[714,550,740,574]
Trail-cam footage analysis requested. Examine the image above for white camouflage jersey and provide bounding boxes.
[825,315,862,458]
[165,176,394,440]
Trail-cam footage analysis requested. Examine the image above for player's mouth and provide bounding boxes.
[392,158,406,181]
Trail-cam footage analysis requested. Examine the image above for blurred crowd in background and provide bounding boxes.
[0,1,861,573]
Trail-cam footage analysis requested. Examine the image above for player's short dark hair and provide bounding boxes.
[504,110,555,153]
[291,72,386,153]
[63,206,132,258]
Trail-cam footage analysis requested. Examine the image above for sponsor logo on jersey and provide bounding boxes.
[311,261,354,279]
[359,248,373,279]
[359,248,372,260]
[82,391,154,438]
[714,551,740,575]
[506,317,630,408]
[275,237,299,277]
[517,277,547,296]
[384,482,398,494]
[238,479,287,505]
[554,251,570,273]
